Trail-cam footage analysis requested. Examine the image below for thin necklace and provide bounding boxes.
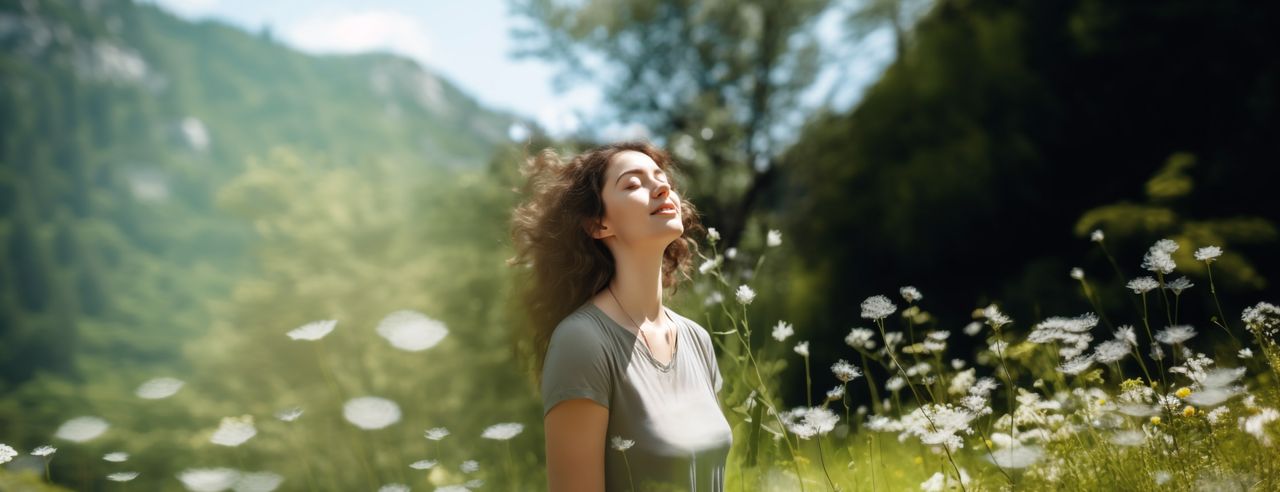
[607,285,673,360]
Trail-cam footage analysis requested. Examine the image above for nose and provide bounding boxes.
[653,179,671,198]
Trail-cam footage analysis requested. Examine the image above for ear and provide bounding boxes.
[584,216,610,240]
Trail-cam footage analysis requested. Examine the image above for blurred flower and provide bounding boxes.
[1242,302,1280,337]
[103,451,129,462]
[771,320,794,342]
[962,321,982,336]
[1165,276,1193,294]
[235,471,284,492]
[410,459,438,470]
[1070,268,1084,280]
[1176,387,1192,399]
[376,310,449,351]
[460,460,480,473]
[107,472,139,482]
[32,445,56,457]
[1093,339,1130,364]
[985,445,1043,469]
[1194,246,1222,262]
[1155,325,1197,345]
[735,285,755,305]
[921,468,971,491]
[1127,277,1159,294]
[286,319,337,341]
[725,247,737,260]
[900,286,922,303]
[704,291,724,306]
[1090,229,1104,242]
[1059,355,1095,375]
[861,295,897,320]
[982,304,1011,329]
[177,468,240,492]
[610,435,635,451]
[480,422,524,440]
[275,407,303,422]
[794,341,809,357]
[826,385,845,401]
[54,416,109,442]
[1240,408,1279,446]
[845,327,877,350]
[1141,240,1178,275]
[136,377,185,399]
[0,443,16,464]
[377,484,409,492]
[210,415,256,447]
[766,229,782,247]
[831,359,861,382]
[706,227,720,242]
[344,396,402,430]
[781,406,839,439]
[698,256,722,274]
[1239,348,1254,359]
[425,427,450,441]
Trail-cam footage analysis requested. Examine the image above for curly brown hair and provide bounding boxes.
[507,140,705,389]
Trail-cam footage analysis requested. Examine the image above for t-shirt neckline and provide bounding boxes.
[584,300,681,372]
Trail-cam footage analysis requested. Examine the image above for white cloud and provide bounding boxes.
[279,9,432,64]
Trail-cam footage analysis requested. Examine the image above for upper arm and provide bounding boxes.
[541,315,613,416]
[545,398,608,492]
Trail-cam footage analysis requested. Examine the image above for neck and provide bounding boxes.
[606,243,666,322]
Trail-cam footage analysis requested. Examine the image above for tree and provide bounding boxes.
[508,0,839,250]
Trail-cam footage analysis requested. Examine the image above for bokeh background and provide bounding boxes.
[1,0,1278,490]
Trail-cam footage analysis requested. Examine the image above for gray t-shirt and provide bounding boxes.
[542,300,733,491]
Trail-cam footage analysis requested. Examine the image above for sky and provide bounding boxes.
[146,0,894,142]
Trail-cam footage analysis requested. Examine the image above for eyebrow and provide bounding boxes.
[615,168,666,186]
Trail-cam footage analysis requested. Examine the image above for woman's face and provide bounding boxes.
[589,150,684,247]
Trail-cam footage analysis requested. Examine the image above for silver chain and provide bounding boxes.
[607,285,673,353]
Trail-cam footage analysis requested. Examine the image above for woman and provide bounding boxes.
[509,140,733,491]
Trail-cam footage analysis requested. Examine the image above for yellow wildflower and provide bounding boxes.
[1183,406,1196,417]
[1176,387,1191,399]
[1150,416,1162,425]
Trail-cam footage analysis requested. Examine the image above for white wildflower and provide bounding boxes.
[1093,339,1130,364]
[275,407,303,422]
[781,406,839,439]
[1070,268,1084,280]
[706,227,720,242]
[1239,348,1254,359]
[136,377,185,399]
[1127,277,1160,294]
[460,460,480,473]
[1090,229,1104,242]
[0,444,16,464]
[1206,406,1230,425]
[845,328,877,350]
[962,321,982,336]
[794,341,809,357]
[704,291,724,306]
[1059,354,1095,375]
[920,468,971,491]
[1194,246,1222,262]
[1141,242,1177,275]
[1165,276,1193,295]
[410,459,438,470]
[983,304,1011,329]
[378,484,409,492]
[376,309,449,352]
[107,472,139,482]
[343,396,402,430]
[480,422,523,440]
[1242,302,1280,337]
[886,376,906,392]
[725,247,737,259]
[1155,325,1197,345]
[832,359,862,382]
[54,416,110,443]
[610,436,635,451]
[210,415,256,447]
[176,468,240,492]
[766,229,782,247]
[236,471,284,492]
[826,385,846,402]
[425,427,450,441]
[985,445,1043,468]
[735,285,756,305]
[1240,408,1279,446]
[900,286,923,303]
[771,320,794,342]
[949,368,976,396]
[103,451,129,462]
[698,256,722,274]
[31,445,56,456]
[286,319,337,341]
[861,295,897,320]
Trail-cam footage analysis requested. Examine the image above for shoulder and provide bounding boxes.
[546,307,611,359]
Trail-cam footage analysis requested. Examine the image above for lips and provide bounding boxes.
[651,202,678,215]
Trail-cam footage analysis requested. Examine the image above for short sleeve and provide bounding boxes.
[541,313,613,417]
